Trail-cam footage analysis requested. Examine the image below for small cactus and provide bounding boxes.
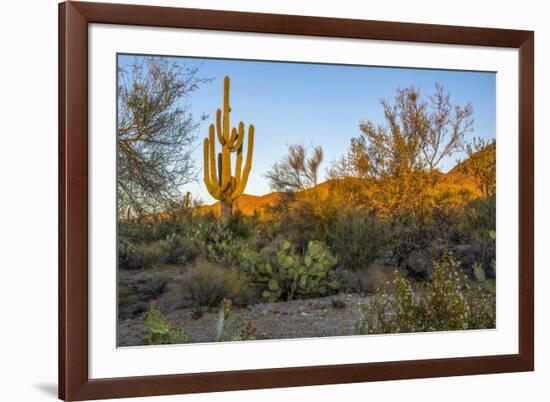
[473,262,496,294]
[141,302,188,345]
[215,299,256,342]
[183,191,191,209]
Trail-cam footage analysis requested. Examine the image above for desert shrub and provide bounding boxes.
[463,197,496,269]
[118,222,156,243]
[190,217,258,266]
[150,219,187,239]
[161,234,199,265]
[118,239,173,270]
[207,237,257,267]
[331,299,347,309]
[224,210,259,239]
[430,206,468,244]
[180,261,257,307]
[356,253,496,335]
[285,203,328,251]
[215,299,256,342]
[118,222,173,270]
[119,233,200,270]
[119,219,187,243]
[118,283,148,319]
[118,239,147,270]
[251,240,339,301]
[389,221,442,278]
[266,194,328,251]
[338,265,394,295]
[141,303,188,345]
[464,196,496,234]
[325,211,391,271]
[118,269,169,319]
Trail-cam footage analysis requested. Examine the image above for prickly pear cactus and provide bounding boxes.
[142,303,188,345]
[473,230,496,294]
[215,299,256,342]
[254,240,339,301]
[473,262,496,294]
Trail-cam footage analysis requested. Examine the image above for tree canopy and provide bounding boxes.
[332,83,474,180]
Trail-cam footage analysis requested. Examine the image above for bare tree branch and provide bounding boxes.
[117,57,210,219]
[265,144,324,193]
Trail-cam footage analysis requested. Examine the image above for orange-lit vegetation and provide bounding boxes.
[118,76,496,345]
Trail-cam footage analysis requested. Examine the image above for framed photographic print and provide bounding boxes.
[59,1,534,400]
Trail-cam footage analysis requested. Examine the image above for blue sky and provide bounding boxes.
[118,55,496,205]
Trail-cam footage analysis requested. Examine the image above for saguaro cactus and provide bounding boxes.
[203,76,254,218]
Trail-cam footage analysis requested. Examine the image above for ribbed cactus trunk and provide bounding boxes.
[203,76,254,217]
[221,201,233,218]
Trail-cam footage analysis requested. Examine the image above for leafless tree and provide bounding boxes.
[117,57,209,219]
[329,135,371,179]
[265,144,324,192]
[422,83,474,171]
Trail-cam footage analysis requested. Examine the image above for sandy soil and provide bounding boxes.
[118,292,372,346]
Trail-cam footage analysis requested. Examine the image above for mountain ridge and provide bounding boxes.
[198,164,480,216]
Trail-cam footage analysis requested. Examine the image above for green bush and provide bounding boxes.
[190,217,258,266]
[118,233,200,270]
[161,234,199,265]
[463,197,496,268]
[250,240,339,302]
[224,210,259,239]
[266,195,328,251]
[325,211,391,271]
[141,303,188,345]
[356,253,496,335]
[119,219,187,243]
[118,240,169,270]
[464,196,496,234]
[338,265,394,295]
[180,261,257,307]
[118,239,146,270]
[389,222,441,278]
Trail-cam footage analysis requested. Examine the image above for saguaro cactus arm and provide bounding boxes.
[231,125,254,201]
[228,122,245,152]
[215,109,225,145]
[203,127,221,200]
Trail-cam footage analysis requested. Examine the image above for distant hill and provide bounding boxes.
[198,192,282,216]
[198,160,481,216]
[448,142,495,176]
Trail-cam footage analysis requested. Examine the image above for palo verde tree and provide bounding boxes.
[203,76,255,218]
[332,83,474,221]
[117,57,208,220]
[343,83,473,178]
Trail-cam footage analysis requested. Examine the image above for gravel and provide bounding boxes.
[117,293,372,346]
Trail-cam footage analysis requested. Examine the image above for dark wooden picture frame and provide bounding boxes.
[59,1,534,400]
